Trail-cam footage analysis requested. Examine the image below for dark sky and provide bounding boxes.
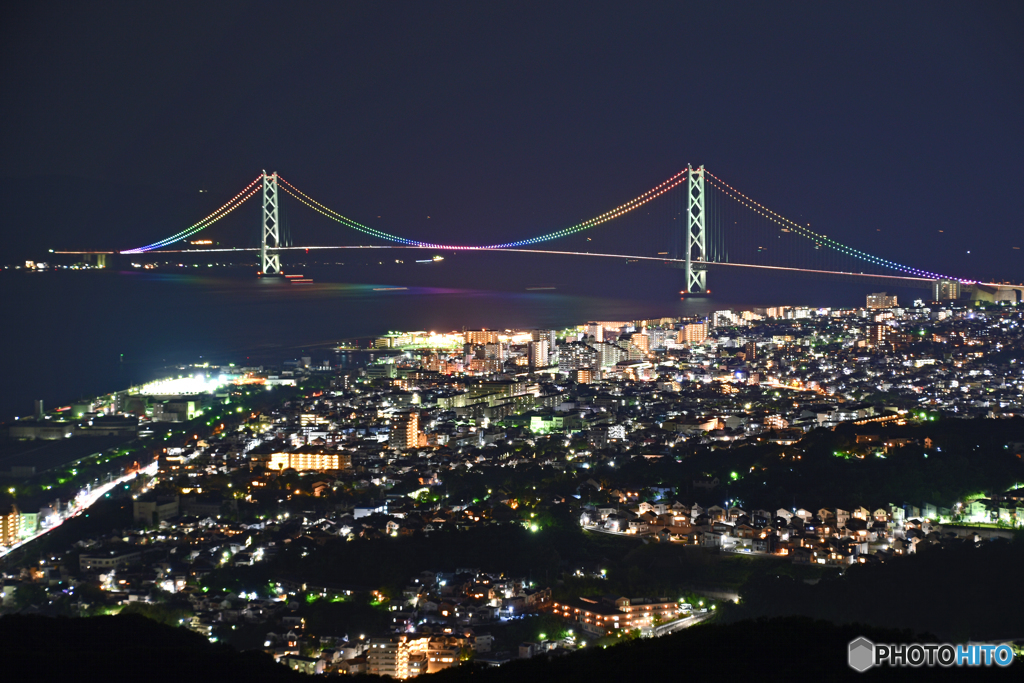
[2,1,1021,280]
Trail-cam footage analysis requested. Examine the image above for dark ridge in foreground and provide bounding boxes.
[430,617,1020,683]
[2,613,1017,682]
[0,613,303,680]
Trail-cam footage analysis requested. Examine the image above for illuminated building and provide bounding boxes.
[531,329,557,354]
[551,596,681,636]
[389,412,419,450]
[586,322,604,342]
[615,338,644,360]
[867,322,888,345]
[483,342,505,360]
[367,636,444,679]
[558,342,597,374]
[866,292,897,309]
[268,450,351,472]
[528,339,548,368]
[367,638,403,678]
[575,368,594,384]
[712,310,740,327]
[630,331,650,353]
[464,329,499,345]
[365,363,398,379]
[933,279,961,301]
[647,327,668,350]
[468,358,502,373]
[530,414,565,434]
[0,506,21,548]
[425,638,462,674]
[592,341,627,367]
[678,322,708,343]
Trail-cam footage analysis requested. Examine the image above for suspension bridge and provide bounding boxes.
[64,166,1022,301]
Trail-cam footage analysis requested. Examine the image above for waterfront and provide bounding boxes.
[0,252,910,421]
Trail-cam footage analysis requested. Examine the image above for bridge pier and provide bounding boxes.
[964,283,1024,303]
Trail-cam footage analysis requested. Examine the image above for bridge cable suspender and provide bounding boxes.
[120,167,971,284]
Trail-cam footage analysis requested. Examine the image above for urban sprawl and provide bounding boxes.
[2,293,1023,676]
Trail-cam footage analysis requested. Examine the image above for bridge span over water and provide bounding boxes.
[58,166,1022,301]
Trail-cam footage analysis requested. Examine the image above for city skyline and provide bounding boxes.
[1,298,1021,678]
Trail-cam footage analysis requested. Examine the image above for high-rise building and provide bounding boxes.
[532,329,557,349]
[528,339,549,368]
[630,331,650,353]
[744,341,757,361]
[465,329,499,345]
[558,342,597,374]
[389,412,419,450]
[867,322,888,345]
[866,292,897,309]
[678,322,708,344]
[647,328,668,350]
[586,323,604,342]
[615,338,644,360]
[593,341,627,367]
[366,636,455,678]
[367,638,404,678]
[712,310,739,327]
[933,279,961,301]
[0,505,20,548]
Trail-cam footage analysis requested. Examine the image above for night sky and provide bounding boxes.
[1,1,1021,280]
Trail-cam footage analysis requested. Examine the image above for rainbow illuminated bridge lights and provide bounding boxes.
[120,168,973,283]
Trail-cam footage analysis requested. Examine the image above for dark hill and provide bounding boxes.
[428,616,1020,682]
[0,613,302,680]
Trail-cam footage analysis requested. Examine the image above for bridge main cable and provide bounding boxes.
[276,169,689,250]
[121,175,264,254]
[119,166,973,289]
[703,170,972,283]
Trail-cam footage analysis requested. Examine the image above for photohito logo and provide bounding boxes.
[848,638,1015,671]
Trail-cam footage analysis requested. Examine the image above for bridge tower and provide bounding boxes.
[685,164,706,293]
[260,170,281,275]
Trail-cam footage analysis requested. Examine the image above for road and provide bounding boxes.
[0,460,157,560]
[647,612,714,638]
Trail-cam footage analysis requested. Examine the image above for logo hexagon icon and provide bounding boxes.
[848,637,875,672]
